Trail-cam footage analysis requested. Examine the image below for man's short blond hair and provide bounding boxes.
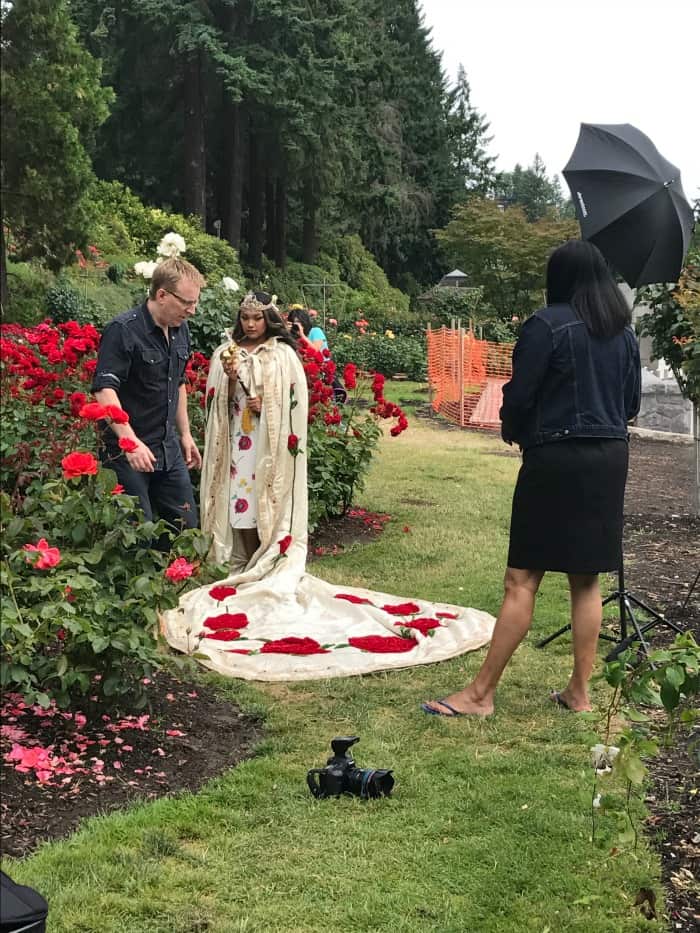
[149,258,207,298]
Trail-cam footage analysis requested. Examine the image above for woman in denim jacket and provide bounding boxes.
[423,240,641,717]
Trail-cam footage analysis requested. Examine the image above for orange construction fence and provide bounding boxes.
[426,325,514,430]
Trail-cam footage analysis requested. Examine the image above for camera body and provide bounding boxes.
[307,736,394,800]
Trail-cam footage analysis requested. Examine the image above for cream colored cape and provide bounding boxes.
[162,337,495,681]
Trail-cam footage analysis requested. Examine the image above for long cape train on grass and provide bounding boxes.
[161,337,495,681]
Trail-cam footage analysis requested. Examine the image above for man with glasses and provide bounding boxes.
[92,257,205,546]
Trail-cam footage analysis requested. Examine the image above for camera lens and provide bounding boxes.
[347,767,394,799]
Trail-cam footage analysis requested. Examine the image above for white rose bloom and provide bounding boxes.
[592,794,602,809]
[590,744,620,773]
[157,232,187,258]
[134,260,158,279]
[222,277,240,292]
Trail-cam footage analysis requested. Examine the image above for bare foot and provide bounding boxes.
[550,689,591,712]
[423,688,494,717]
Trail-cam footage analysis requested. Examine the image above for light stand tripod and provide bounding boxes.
[536,562,686,660]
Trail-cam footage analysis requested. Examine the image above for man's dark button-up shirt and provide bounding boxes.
[91,303,191,469]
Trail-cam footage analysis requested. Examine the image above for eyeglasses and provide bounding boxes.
[164,289,198,310]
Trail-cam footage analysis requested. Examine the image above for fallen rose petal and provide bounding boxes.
[165,729,185,737]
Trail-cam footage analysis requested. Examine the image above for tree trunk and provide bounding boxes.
[225,102,243,250]
[183,52,206,225]
[302,175,319,265]
[265,177,276,260]
[248,131,265,269]
[0,222,9,313]
[274,172,287,269]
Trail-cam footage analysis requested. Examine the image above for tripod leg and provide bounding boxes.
[681,569,700,611]
[626,593,685,635]
[536,623,571,649]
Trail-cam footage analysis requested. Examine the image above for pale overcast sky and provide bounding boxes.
[420,0,699,203]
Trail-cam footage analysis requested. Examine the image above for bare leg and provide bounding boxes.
[424,567,545,716]
[553,573,601,712]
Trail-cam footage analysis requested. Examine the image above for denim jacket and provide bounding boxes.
[500,303,641,451]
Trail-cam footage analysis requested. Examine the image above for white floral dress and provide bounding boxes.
[229,374,259,530]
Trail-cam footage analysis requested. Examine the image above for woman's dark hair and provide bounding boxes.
[233,291,298,350]
[546,240,631,338]
[287,307,312,336]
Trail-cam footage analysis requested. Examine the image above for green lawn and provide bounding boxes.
[2,403,662,932]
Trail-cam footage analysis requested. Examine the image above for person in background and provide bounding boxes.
[287,306,347,403]
[92,257,205,543]
[423,239,641,717]
[287,306,328,352]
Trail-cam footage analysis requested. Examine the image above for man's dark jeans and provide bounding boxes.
[107,450,198,550]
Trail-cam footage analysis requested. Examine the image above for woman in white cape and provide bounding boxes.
[162,292,494,681]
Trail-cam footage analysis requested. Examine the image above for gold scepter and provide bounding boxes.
[221,342,256,431]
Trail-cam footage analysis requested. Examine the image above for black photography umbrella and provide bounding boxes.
[563,122,695,287]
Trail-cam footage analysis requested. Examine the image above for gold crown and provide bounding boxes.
[240,292,278,313]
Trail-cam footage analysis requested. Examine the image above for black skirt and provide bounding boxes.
[507,438,629,574]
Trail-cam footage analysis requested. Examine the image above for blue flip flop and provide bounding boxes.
[421,699,463,717]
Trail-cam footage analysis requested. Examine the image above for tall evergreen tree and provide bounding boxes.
[495,154,566,221]
[446,65,496,198]
[1,0,113,302]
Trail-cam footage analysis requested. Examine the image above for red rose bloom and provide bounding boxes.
[343,363,357,390]
[61,451,99,479]
[203,612,249,630]
[381,601,420,616]
[348,635,417,653]
[261,637,329,656]
[118,437,138,453]
[334,593,374,606]
[78,401,108,420]
[23,538,61,570]
[111,484,125,495]
[287,433,299,454]
[165,557,195,582]
[104,405,129,424]
[238,436,252,450]
[278,534,292,555]
[209,585,238,601]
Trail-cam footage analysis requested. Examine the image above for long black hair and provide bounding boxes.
[546,240,631,338]
[287,307,312,337]
[232,291,298,351]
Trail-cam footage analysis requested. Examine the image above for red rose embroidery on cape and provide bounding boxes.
[381,602,420,616]
[203,613,249,630]
[260,637,329,655]
[348,635,418,653]
[394,618,442,636]
[334,594,374,605]
[208,585,238,601]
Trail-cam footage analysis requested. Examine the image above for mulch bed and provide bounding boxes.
[1,671,262,859]
[1,429,697,929]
